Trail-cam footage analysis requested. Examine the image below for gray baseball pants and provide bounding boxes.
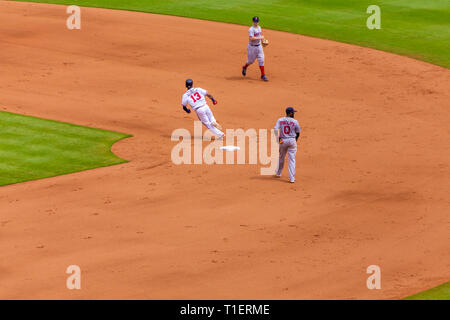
[276,138,297,182]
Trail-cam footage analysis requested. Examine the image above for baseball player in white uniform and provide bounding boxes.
[274,107,301,183]
[181,79,225,139]
[242,16,268,81]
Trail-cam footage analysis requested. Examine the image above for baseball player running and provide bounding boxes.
[242,16,268,81]
[274,107,301,183]
[181,79,225,139]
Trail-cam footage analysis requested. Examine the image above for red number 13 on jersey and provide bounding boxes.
[190,92,201,103]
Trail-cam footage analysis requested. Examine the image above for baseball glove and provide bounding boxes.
[262,39,269,47]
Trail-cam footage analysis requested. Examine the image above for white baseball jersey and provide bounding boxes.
[275,117,301,139]
[248,25,262,45]
[182,87,208,110]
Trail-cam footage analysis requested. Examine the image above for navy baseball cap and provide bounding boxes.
[286,107,297,113]
[252,16,259,23]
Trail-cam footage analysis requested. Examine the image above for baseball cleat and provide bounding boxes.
[274,174,281,178]
[261,75,269,81]
[289,180,295,183]
[242,67,247,76]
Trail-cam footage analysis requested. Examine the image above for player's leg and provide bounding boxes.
[287,141,297,183]
[205,105,223,130]
[276,143,288,176]
[257,47,268,81]
[196,107,224,138]
[206,122,224,138]
[243,45,256,76]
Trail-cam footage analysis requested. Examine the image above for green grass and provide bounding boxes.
[0,111,130,186]
[404,282,450,300]
[12,0,450,68]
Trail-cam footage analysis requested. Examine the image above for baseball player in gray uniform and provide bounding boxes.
[274,107,301,183]
[242,16,268,81]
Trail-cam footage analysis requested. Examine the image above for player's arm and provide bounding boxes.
[181,95,191,113]
[295,123,301,141]
[274,121,281,143]
[249,32,264,41]
[250,35,264,41]
[206,93,218,105]
[182,104,191,113]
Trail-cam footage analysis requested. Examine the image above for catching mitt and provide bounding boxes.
[262,39,269,47]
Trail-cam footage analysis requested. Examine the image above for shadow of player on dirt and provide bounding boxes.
[250,175,292,183]
[161,134,206,140]
[225,76,261,81]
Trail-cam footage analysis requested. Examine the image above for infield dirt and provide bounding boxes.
[1,1,449,299]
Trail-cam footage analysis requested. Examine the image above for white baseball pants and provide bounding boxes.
[195,105,224,138]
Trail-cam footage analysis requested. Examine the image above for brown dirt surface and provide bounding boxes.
[1,1,449,299]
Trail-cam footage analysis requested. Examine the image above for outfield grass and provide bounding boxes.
[0,111,130,186]
[404,282,450,300]
[12,0,450,68]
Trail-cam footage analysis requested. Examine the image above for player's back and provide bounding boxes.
[182,87,208,110]
[275,117,301,139]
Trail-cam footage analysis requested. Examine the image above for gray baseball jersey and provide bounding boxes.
[274,117,301,139]
[275,117,301,183]
[248,25,262,45]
